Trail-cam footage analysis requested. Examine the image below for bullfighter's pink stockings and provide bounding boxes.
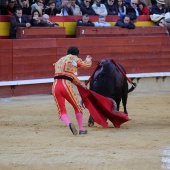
[60,114,70,126]
[76,112,84,131]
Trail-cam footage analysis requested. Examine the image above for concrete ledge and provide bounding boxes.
[0,72,170,86]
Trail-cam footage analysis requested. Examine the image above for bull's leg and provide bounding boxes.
[122,80,128,114]
[88,115,94,127]
[114,98,121,111]
[122,93,128,114]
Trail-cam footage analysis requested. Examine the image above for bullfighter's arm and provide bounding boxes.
[76,55,92,68]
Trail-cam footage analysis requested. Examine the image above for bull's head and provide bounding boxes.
[93,59,110,80]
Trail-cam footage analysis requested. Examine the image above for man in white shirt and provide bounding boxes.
[94,15,111,27]
[126,0,141,20]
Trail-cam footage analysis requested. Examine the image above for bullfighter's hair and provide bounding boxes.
[67,46,79,56]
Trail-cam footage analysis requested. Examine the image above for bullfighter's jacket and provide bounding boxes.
[54,54,92,86]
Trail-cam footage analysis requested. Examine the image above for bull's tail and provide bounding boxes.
[128,82,137,93]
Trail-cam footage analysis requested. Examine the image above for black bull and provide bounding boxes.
[87,58,136,127]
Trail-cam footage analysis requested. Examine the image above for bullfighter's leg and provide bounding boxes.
[63,81,87,134]
[52,79,78,135]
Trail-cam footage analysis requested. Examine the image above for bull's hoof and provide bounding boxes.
[88,122,94,127]
[88,116,94,127]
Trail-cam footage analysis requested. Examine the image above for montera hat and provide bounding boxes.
[156,0,165,4]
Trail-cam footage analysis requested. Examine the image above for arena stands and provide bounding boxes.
[0,15,169,97]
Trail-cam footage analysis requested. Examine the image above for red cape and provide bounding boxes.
[77,85,129,128]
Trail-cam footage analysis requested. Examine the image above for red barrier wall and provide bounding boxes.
[13,39,57,80]
[13,83,53,96]
[55,37,170,74]
[76,26,167,37]
[0,86,13,97]
[1,37,170,80]
[0,39,13,81]
[0,36,170,97]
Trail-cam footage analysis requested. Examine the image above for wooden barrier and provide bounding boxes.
[13,38,57,80]
[0,39,13,81]
[16,27,66,39]
[0,36,170,97]
[55,37,170,75]
[0,37,169,81]
[76,26,167,37]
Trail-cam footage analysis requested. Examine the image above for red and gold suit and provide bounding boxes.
[52,54,92,118]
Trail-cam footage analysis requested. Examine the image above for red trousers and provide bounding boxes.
[52,79,82,117]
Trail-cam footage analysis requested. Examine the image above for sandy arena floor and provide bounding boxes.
[0,88,170,170]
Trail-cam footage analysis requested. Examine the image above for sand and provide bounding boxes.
[0,89,170,170]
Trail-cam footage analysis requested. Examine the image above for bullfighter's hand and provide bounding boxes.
[26,23,31,27]
[86,55,92,61]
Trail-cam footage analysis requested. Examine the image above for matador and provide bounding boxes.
[52,46,92,135]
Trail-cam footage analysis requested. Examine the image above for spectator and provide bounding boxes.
[77,14,94,26]
[41,14,59,26]
[124,0,131,8]
[158,16,166,26]
[56,0,73,16]
[30,9,59,27]
[166,5,170,12]
[140,0,152,11]
[28,0,34,6]
[18,0,29,7]
[105,0,118,15]
[165,0,170,7]
[117,0,126,16]
[7,0,17,15]
[0,0,9,15]
[151,0,157,5]
[165,15,170,35]
[138,1,150,14]
[70,0,82,15]
[19,0,31,15]
[9,7,31,39]
[30,10,60,26]
[31,0,44,14]
[44,0,60,15]
[52,46,92,135]
[43,0,49,7]
[30,9,42,26]
[115,15,136,29]
[126,0,142,19]
[151,0,166,14]
[76,0,83,6]
[79,0,96,15]
[150,14,165,26]
[94,15,111,26]
[92,0,108,16]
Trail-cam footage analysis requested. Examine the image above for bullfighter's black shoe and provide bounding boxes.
[79,130,88,135]
[69,123,77,135]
